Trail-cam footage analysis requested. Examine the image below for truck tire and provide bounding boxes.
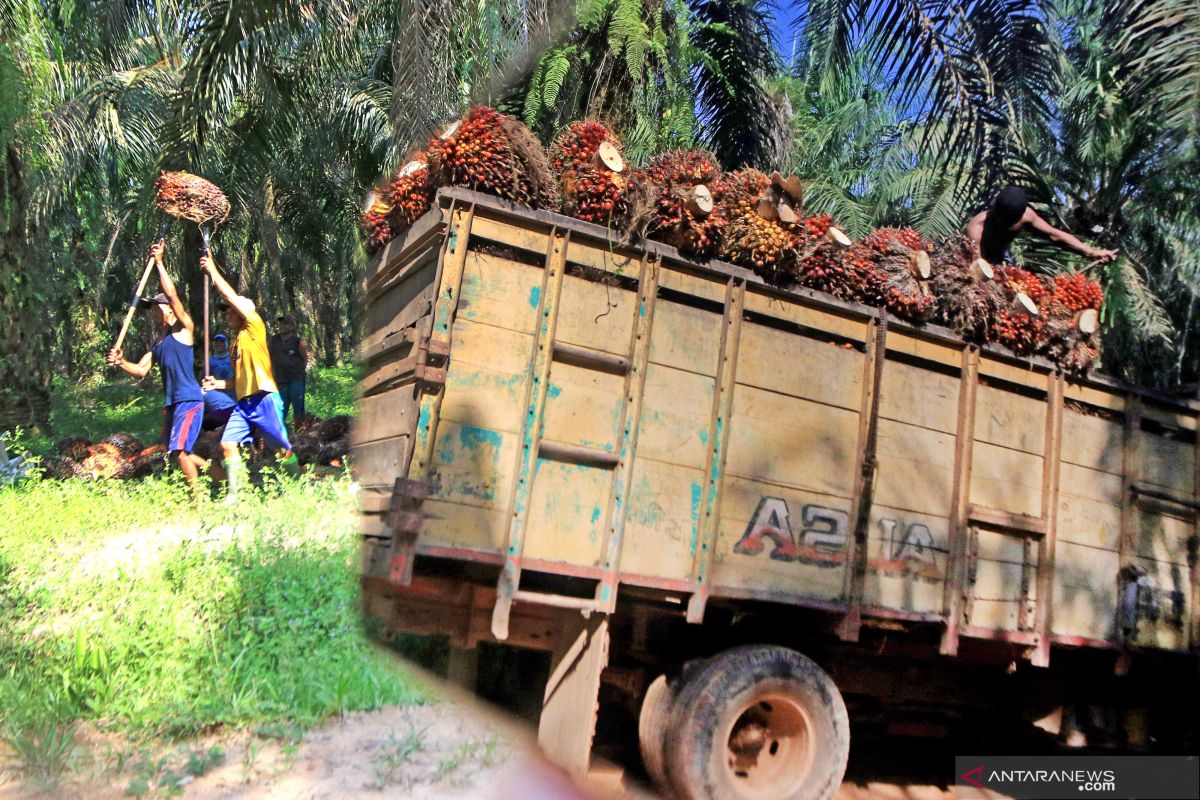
[662,645,849,800]
[639,674,674,790]
[640,659,709,793]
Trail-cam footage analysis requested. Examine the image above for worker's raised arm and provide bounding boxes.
[1025,209,1118,262]
[107,347,154,379]
[152,243,194,338]
[965,211,986,250]
[200,254,256,318]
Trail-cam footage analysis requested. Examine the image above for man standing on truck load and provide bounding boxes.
[106,241,207,493]
[199,254,298,504]
[268,315,307,426]
[966,186,1119,266]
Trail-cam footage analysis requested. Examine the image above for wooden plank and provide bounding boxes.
[493,227,571,640]
[351,435,410,490]
[469,211,552,256]
[365,205,447,285]
[428,421,518,510]
[1061,409,1124,473]
[657,265,729,305]
[884,331,963,371]
[1137,431,1195,495]
[1063,381,1126,414]
[873,419,958,518]
[523,459,612,566]
[354,385,420,446]
[636,364,714,469]
[1057,483,1122,550]
[737,323,865,411]
[1141,403,1199,432]
[725,388,861,499]
[565,237,643,277]
[554,273,638,357]
[440,360,530,435]
[1118,396,1142,579]
[542,362,624,455]
[687,279,745,622]
[742,290,868,343]
[361,260,437,357]
[975,384,1047,455]
[861,505,950,616]
[940,348,979,656]
[838,316,886,640]
[878,358,960,434]
[597,255,660,611]
[978,355,1052,392]
[618,457,705,581]
[1051,541,1119,642]
[709,476,853,602]
[538,614,609,777]
[1032,375,1063,666]
[647,299,723,377]
[967,505,1047,536]
[457,251,543,334]
[968,443,1044,518]
[420,498,508,552]
[1134,508,1194,566]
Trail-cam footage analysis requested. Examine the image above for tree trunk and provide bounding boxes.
[0,145,52,432]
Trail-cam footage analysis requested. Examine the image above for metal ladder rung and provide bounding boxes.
[512,590,598,611]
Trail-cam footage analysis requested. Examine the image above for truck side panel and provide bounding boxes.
[356,190,1199,658]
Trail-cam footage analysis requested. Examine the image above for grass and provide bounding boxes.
[19,363,361,457]
[0,364,422,788]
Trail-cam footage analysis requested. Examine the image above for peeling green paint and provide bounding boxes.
[529,286,541,309]
[698,428,709,446]
[459,425,503,450]
[547,383,563,399]
[591,506,602,524]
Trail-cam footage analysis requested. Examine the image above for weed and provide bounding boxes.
[184,746,224,777]
[1,716,76,788]
[373,718,429,788]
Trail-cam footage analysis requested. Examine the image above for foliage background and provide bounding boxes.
[1,0,1197,427]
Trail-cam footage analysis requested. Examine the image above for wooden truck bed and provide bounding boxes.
[354,187,1199,664]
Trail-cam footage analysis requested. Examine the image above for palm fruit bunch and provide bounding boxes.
[550,121,632,225]
[41,455,84,480]
[154,171,230,224]
[992,264,1048,355]
[56,436,90,461]
[849,227,936,323]
[193,430,222,461]
[1040,272,1104,372]
[639,150,728,258]
[359,190,394,254]
[928,236,1004,342]
[100,432,143,459]
[791,214,872,302]
[128,448,167,479]
[427,106,558,209]
[717,170,801,285]
[79,443,132,479]
[386,152,436,227]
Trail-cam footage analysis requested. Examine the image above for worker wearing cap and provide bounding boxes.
[966,186,1119,266]
[200,254,297,504]
[268,315,308,424]
[107,241,207,491]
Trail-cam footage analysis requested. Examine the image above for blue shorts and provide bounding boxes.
[221,391,292,451]
[164,400,204,454]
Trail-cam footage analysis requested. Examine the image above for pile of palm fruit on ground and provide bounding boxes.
[39,415,353,481]
[363,107,1105,373]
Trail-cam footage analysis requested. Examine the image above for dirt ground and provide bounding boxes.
[1,695,962,800]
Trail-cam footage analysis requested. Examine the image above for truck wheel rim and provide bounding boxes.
[722,692,815,798]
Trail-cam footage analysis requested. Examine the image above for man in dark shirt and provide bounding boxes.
[965,186,1118,266]
[107,242,207,491]
[268,315,308,425]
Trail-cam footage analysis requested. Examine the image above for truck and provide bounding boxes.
[353,187,1199,799]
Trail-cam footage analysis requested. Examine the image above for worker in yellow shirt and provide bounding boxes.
[200,254,297,503]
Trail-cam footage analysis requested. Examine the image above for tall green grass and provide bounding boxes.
[1,365,421,781]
